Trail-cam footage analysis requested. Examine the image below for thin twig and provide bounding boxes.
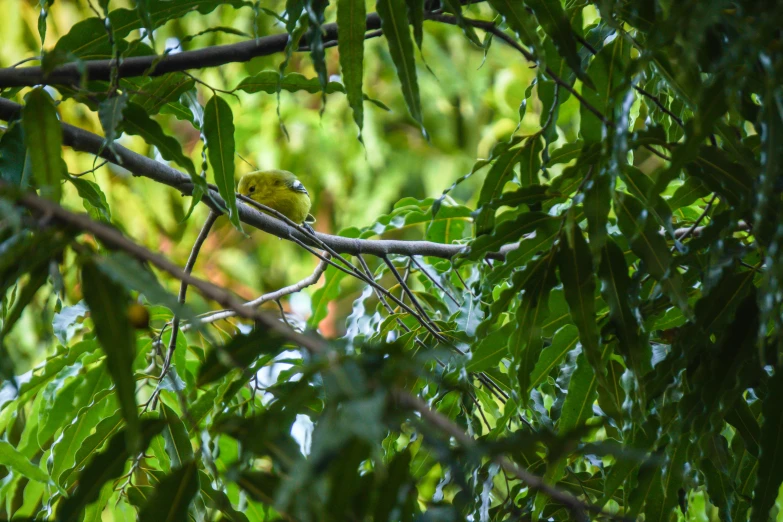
[152,210,219,410]
[383,255,445,341]
[194,257,329,326]
[677,194,718,241]
[410,255,461,307]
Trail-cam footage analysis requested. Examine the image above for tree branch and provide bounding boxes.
[159,210,219,390]
[3,186,614,520]
[193,257,329,327]
[7,186,328,355]
[0,15,384,87]
[0,97,517,260]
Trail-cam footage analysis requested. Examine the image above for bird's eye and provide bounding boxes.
[249,186,255,193]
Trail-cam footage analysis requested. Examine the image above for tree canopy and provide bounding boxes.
[0,0,782,520]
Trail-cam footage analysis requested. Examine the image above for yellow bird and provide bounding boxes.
[237,170,315,226]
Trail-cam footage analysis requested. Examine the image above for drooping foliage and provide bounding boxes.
[0,0,782,521]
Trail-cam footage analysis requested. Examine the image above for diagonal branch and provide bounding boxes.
[3,187,610,520]
[7,185,327,355]
[159,210,219,386]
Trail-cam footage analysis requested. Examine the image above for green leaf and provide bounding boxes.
[138,460,200,521]
[518,134,544,187]
[22,88,64,202]
[203,94,241,231]
[509,254,557,397]
[80,260,139,450]
[474,145,529,235]
[491,185,551,209]
[580,38,630,142]
[373,449,413,522]
[197,326,287,386]
[53,0,248,59]
[467,212,557,261]
[688,147,754,207]
[557,227,603,377]
[68,176,111,222]
[441,0,482,47]
[525,0,592,89]
[614,192,689,312]
[558,343,610,433]
[0,440,50,484]
[668,177,709,210]
[127,73,196,116]
[337,0,367,137]
[98,93,129,147]
[619,165,673,235]
[58,419,165,521]
[598,239,651,377]
[377,0,425,133]
[583,164,613,259]
[120,102,196,176]
[404,0,424,50]
[38,361,110,449]
[693,269,755,337]
[160,402,193,468]
[50,392,115,487]
[485,217,561,285]
[529,324,578,391]
[0,120,32,189]
[199,470,249,522]
[547,141,583,166]
[750,369,783,522]
[487,0,541,51]
[305,0,329,100]
[0,266,48,340]
[726,399,761,459]
[466,323,514,372]
[309,263,348,328]
[94,252,196,322]
[646,439,690,522]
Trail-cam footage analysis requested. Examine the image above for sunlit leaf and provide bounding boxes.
[337,0,367,137]
[377,0,425,133]
[22,88,64,202]
[203,94,241,231]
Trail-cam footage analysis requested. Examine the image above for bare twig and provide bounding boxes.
[676,194,718,241]
[155,210,219,408]
[409,256,461,307]
[383,255,445,342]
[195,257,329,326]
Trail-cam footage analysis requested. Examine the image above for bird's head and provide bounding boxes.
[238,169,309,198]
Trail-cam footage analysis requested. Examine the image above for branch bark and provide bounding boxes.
[0,97,516,260]
[0,15,383,87]
[8,185,328,355]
